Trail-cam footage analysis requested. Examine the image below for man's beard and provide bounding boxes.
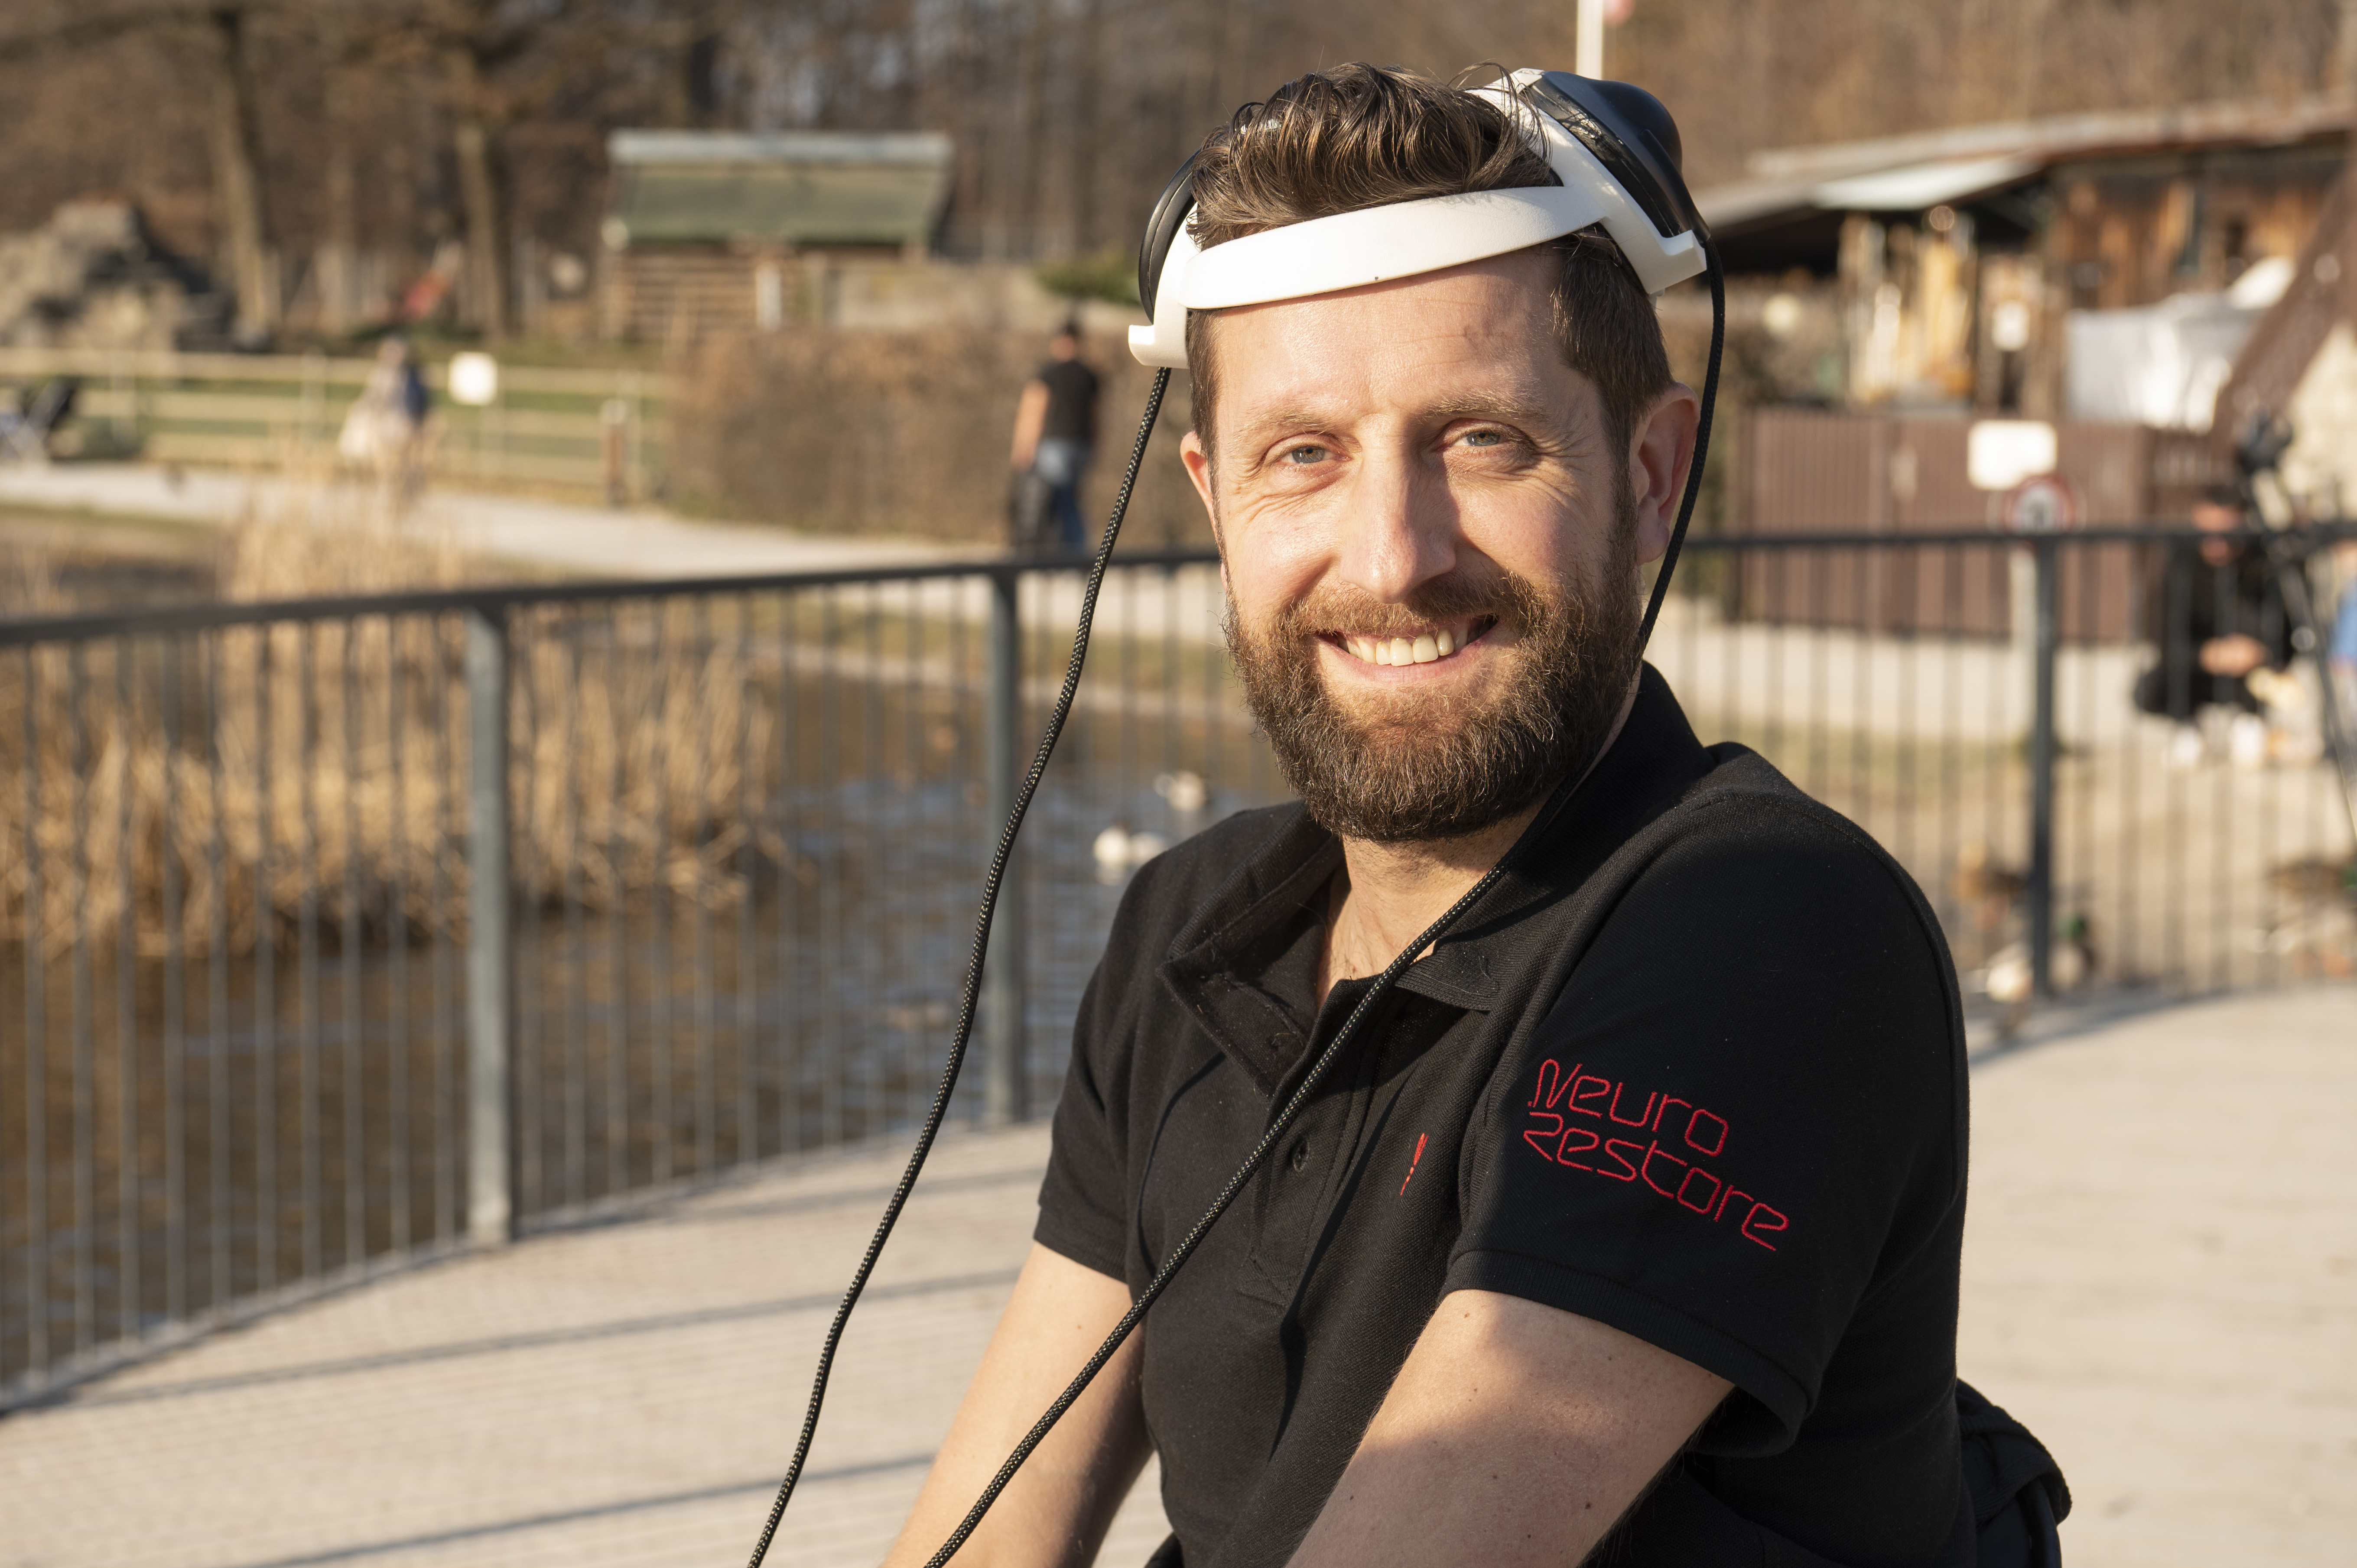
[1225,533,1641,845]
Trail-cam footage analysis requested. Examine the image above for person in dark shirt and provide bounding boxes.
[885,65,2055,1567]
[1011,321,1102,552]
[2133,490,2292,768]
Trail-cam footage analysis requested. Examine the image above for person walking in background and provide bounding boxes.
[2133,486,2291,768]
[1008,320,1099,553]
[338,335,431,501]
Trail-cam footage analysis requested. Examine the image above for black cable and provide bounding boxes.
[750,244,1727,1568]
[742,367,1171,1568]
[1640,238,1726,653]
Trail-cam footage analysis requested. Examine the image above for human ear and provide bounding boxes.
[1628,384,1700,566]
[1180,429,1224,551]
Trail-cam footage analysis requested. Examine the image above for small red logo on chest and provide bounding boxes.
[1399,1132,1429,1196]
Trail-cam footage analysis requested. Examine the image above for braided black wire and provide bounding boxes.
[905,249,1731,1568]
[742,367,1172,1568]
[1639,237,1726,652]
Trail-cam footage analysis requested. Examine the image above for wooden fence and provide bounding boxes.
[0,349,672,501]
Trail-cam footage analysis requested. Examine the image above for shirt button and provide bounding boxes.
[1289,1141,1309,1172]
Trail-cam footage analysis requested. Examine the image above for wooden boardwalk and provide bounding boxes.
[2,987,2350,1568]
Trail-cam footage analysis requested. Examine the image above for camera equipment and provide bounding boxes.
[2235,413,2357,841]
[744,68,1726,1568]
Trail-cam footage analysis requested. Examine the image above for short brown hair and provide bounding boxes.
[1183,64,1671,467]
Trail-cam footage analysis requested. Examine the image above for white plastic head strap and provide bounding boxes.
[1129,69,1703,369]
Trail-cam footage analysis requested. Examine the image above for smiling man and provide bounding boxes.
[881,66,1987,1568]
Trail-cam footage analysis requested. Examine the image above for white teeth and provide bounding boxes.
[1342,627,1470,666]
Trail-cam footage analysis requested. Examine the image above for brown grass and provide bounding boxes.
[666,325,1212,547]
[0,479,773,959]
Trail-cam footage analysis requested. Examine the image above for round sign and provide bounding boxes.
[2001,474,2080,534]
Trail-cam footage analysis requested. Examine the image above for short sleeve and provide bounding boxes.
[1034,960,1130,1281]
[1446,801,1963,1452]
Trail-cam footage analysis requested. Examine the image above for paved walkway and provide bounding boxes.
[0,1126,1169,1568]
[1959,985,2355,1565]
[0,463,964,581]
[1,987,2350,1567]
[0,461,1233,646]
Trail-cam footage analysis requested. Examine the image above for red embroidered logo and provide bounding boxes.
[1399,1132,1429,1196]
[1520,1059,1790,1251]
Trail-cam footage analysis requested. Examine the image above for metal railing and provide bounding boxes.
[1660,525,2355,998]
[1,528,2350,1406]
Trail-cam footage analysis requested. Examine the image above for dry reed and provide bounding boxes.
[0,477,775,960]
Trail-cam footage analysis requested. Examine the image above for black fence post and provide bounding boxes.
[983,569,1028,1126]
[464,607,516,1243]
[2027,538,2059,998]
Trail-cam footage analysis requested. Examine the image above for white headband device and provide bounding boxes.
[1128,70,1707,369]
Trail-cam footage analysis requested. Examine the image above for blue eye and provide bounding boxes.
[1463,429,1504,447]
[1284,445,1326,465]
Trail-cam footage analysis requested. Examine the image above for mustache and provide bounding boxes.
[1268,569,1554,641]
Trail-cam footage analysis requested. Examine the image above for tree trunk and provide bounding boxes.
[313,0,357,334]
[1070,0,1102,253]
[443,45,508,340]
[1014,0,1048,258]
[207,6,275,342]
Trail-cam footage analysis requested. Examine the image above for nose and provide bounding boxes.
[1330,442,1458,603]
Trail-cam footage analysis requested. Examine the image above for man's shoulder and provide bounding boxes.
[1567,740,1960,1010]
[1662,743,1934,912]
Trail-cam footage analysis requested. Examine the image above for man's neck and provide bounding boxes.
[1317,674,1641,1005]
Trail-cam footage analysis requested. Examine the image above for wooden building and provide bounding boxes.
[1698,96,2354,420]
[598,131,954,344]
[1691,100,2357,639]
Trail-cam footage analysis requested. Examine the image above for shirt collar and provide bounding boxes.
[1156,664,1716,1096]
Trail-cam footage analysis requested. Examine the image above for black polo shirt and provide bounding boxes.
[1037,667,1973,1567]
[1036,357,1100,444]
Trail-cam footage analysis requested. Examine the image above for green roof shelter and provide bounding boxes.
[603,131,954,251]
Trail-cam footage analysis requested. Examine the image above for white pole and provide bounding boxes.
[1577,0,1604,79]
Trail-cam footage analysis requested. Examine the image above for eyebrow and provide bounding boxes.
[1227,389,1560,457]
[1421,390,1559,427]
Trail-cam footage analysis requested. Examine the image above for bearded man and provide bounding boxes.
[881,65,2031,1567]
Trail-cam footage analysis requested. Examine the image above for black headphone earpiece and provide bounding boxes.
[1138,153,1200,321]
[1518,72,1701,242]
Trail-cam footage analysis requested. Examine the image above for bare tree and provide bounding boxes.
[0,1,280,337]
[310,0,360,332]
[206,5,275,339]
[3,0,2350,346]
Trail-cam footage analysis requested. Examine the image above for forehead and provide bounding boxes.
[1200,250,1576,432]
